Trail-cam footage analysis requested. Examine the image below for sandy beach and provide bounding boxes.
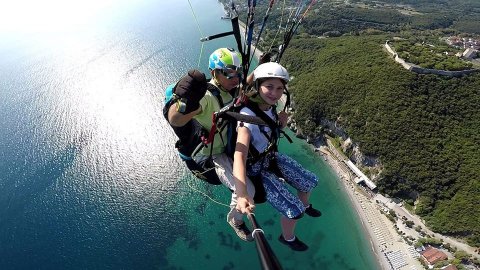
[317,141,425,270]
[320,146,392,270]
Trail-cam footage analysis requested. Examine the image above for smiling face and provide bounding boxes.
[258,78,285,106]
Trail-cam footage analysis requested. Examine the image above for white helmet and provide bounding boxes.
[253,62,289,83]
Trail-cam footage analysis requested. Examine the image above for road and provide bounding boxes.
[387,202,480,260]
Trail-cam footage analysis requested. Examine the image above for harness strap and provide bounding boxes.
[201,83,228,145]
[241,102,282,165]
[203,113,218,145]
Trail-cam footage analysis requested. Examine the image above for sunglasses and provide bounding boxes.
[219,66,243,79]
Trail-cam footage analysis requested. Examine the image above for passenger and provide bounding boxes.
[167,48,255,241]
[233,62,321,251]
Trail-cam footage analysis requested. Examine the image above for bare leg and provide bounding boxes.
[298,191,310,207]
[281,216,297,240]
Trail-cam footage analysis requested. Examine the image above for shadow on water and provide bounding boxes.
[0,143,78,230]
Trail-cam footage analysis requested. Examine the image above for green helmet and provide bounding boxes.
[208,48,242,71]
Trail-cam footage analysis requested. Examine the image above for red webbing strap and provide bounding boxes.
[235,93,248,107]
[202,112,218,145]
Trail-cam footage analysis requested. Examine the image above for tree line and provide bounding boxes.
[281,35,480,246]
[234,0,480,38]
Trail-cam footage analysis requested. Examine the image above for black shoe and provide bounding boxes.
[305,204,322,217]
[278,235,308,251]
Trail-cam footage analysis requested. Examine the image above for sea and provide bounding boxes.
[0,0,380,269]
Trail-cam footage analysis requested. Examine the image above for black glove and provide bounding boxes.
[174,69,207,114]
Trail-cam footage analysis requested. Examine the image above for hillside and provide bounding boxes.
[281,35,480,246]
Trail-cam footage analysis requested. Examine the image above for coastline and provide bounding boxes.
[312,135,480,268]
[318,144,392,270]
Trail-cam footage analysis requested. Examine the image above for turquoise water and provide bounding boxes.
[164,130,380,269]
[0,0,379,269]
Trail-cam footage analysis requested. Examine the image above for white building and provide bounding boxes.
[343,160,377,190]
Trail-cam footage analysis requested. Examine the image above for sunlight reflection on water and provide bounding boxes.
[0,1,235,269]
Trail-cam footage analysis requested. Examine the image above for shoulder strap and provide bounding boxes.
[244,102,280,132]
[206,83,225,108]
[245,102,293,144]
[241,102,282,165]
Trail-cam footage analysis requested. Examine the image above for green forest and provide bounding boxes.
[280,35,480,246]
[247,0,480,38]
